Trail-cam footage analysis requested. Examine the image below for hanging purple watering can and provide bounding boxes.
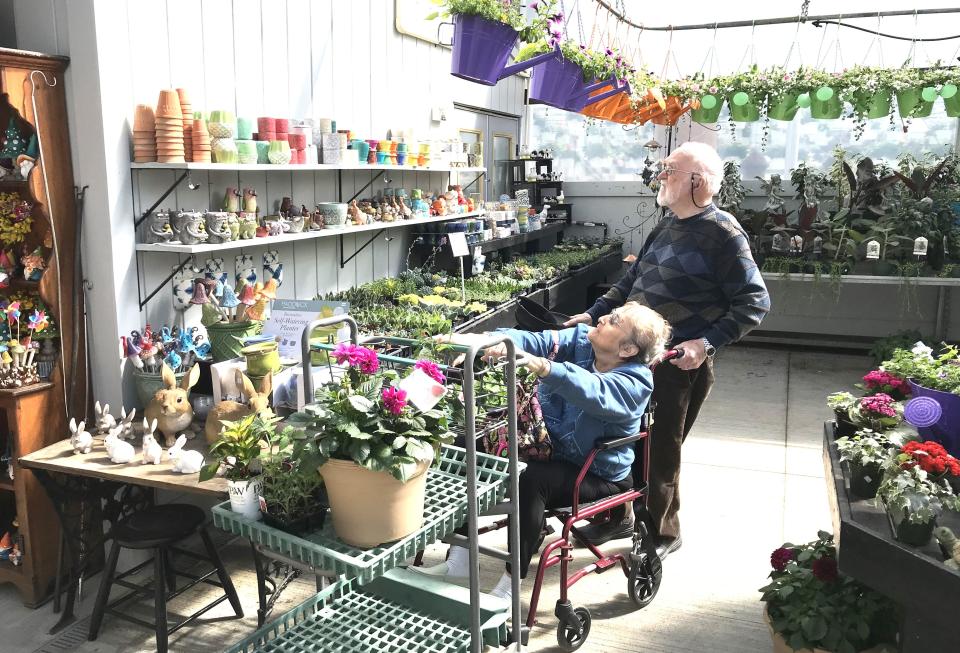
[529,52,587,109]
[905,380,960,458]
[448,14,559,86]
[564,77,631,112]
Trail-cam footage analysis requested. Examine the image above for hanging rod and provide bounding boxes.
[592,3,960,32]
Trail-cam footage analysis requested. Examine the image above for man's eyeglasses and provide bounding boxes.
[657,165,698,178]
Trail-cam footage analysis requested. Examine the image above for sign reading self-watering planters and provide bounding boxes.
[263,299,349,362]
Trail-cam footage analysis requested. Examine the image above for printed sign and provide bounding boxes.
[263,299,349,361]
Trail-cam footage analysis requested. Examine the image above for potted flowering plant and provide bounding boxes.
[429,0,560,86]
[827,391,859,437]
[836,427,912,499]
[760,531,896,653]
[888,66,939,119]
[804,69,845,119]
[288,343,456,547]
[859,369,911,401]
[848,393,904,432]
[876,440,960,546]
[718,66,767,122]
[765,66,817,121]
[256,422,327,536]
[838,66,895,132]
[200,413,276,519]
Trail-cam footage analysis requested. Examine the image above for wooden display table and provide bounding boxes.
[20,435,225,633]
[823,423,960,652]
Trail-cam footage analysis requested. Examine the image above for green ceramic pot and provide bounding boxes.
[766,93,800,121]
[897,87,935,119]
[690,94,723,123]
[207,320,263,362]
[242,340,280,376]
[809,86,843,119]
[133,368,186,409]
[941,83,960,117]
[727,91,760,122]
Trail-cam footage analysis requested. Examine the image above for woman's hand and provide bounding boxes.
[563,313,593,327]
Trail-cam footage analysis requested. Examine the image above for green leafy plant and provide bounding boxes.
[877,441,960,524]
[288,344,456,482]
[200,413,277,482]
[881,343,960,393]
[868,330,924,366]
[760,531,897,653]
[836,428,912,468]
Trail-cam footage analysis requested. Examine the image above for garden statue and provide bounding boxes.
[718,160,746,215]
[147,211,174,243]
[347,200,362,225]
[205,212,233,244]
[398,196,412,219]
[934,526,960,570]
[243,187,258,214]
[21,246,46,281]
[757,174,787,217]
[279,197,293,217]
[311,206,324,230]
[791,162,829,229]
[287,209,305,233]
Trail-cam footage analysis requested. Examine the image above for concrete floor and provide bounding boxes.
[0,344,870,652]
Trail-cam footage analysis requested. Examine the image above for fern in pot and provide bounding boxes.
[288,344,456,548]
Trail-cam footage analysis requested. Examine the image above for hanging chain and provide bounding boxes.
[799,0,810,23]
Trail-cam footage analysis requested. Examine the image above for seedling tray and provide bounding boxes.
[226,576,471,653]
[212,446,513,584]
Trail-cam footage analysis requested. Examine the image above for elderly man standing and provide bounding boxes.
[565,141,770,556]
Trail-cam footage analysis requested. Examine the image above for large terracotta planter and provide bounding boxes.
[319,457,429,548]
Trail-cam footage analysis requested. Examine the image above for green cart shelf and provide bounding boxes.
[212,446,514,584]
[226,575,472,653]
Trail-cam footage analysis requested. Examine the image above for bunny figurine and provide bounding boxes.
[94,401,117,435]
[69,418,93,454]
[141,419,163,465]
[145,362,201,447]
[119,407,138,441]
[204,370,273,445]
[105,425,135,463]
[168,435,205,474]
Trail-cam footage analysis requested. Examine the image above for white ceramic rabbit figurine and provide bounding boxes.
[94,401,117,435]
[69,418,93,454]
[105,425,135,464]
[167,434,204,474]
[119,407,138,441]
[141,419,163,465]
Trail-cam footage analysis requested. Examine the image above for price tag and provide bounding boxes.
[448,232,469,257]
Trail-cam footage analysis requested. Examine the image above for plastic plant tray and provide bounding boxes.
[225,576,471,653]
[212,445,514,584]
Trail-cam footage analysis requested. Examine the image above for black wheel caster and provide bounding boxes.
[556,606,591,651]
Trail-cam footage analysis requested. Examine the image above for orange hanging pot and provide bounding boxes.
[650,96,696,126]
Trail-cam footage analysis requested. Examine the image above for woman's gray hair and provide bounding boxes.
[674,141,724,196]
[619,302,672,364]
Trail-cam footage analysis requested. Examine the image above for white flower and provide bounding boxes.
[226,455,237,466]
[912,342,934,359]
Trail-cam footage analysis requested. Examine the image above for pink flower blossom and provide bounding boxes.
[356,348,380,374]
[862,370,910,399]
[415,359,445,383]
[333,344,379,374]
[382,386,407,415]
[860,393,897,418]
[333,343,361,366]
[709,85,718,94]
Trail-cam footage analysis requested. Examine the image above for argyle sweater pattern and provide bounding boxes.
[586,204,770,348]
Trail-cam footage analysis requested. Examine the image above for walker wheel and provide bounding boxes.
[556,606,591,651]
[628,532,662,607]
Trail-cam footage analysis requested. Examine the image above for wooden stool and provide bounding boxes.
[87,504,242,652]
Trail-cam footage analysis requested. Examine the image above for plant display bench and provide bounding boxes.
[823,423,960,652]
[215,446,515,651]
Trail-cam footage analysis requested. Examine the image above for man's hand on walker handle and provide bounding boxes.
[670,339,707,370]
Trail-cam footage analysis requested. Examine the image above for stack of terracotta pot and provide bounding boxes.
[177,88,193,162]
[132,104,157,162]
[192,118,211,163]
[155,89,185,163]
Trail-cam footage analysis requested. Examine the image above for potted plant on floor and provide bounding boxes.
[827,392,859,437]
[876,439,960,546]
[836,428,912,499]
[760,531,897,653]
[288,344,456,548]
[200,413,275,519]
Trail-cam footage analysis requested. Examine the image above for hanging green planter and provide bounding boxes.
[727,91,760,122]
[941,83,960,117]
[690,93,723,123]
[897,86,935,119]
[852,88,892,119]
[809,86,843,119]
[766,93,800,121]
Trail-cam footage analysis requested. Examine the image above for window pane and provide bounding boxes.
[493,134,512,200]
[528,104,657,181]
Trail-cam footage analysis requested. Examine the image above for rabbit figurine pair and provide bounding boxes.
[204,370,273,444]
[141,421,203,473]
[94,402,138,440]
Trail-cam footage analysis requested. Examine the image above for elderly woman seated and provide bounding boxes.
[415,302,671,601]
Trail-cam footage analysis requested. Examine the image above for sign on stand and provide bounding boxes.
[448,233,469,302]
[263,299,349,362]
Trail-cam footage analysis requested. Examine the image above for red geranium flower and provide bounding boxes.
[770,546,797,572]
[812,557,838,583]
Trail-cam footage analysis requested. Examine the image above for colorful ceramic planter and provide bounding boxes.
[449,13,557,86]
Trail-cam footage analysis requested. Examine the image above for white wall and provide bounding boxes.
[13,0,527,407]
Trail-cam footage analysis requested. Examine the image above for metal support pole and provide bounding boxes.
[299,315,359,402]
[135,171,188,228]
[340,229,385,268]
[139,256,194,310]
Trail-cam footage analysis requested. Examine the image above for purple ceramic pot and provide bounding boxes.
[906,380,960,458]
[450,14,558,86]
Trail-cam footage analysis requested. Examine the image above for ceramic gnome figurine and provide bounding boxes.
[205,212,233,243]
[147,211,174,243]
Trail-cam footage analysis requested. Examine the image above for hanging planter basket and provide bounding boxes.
[689,94,723,123]
[633,87,668,125]
[809,86,843,119]
[766,93,800,121]
[529,52,587,109]
[853,89,892,119]
[940,83,960,117]
[897,86,936,119]
[727,91,760,122]
[566,77,629,112]
[650,96,695,126]
[449,14,556,86]
[581,85,634,123]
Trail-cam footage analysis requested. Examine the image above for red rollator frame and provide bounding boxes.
[526,347,684,651]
